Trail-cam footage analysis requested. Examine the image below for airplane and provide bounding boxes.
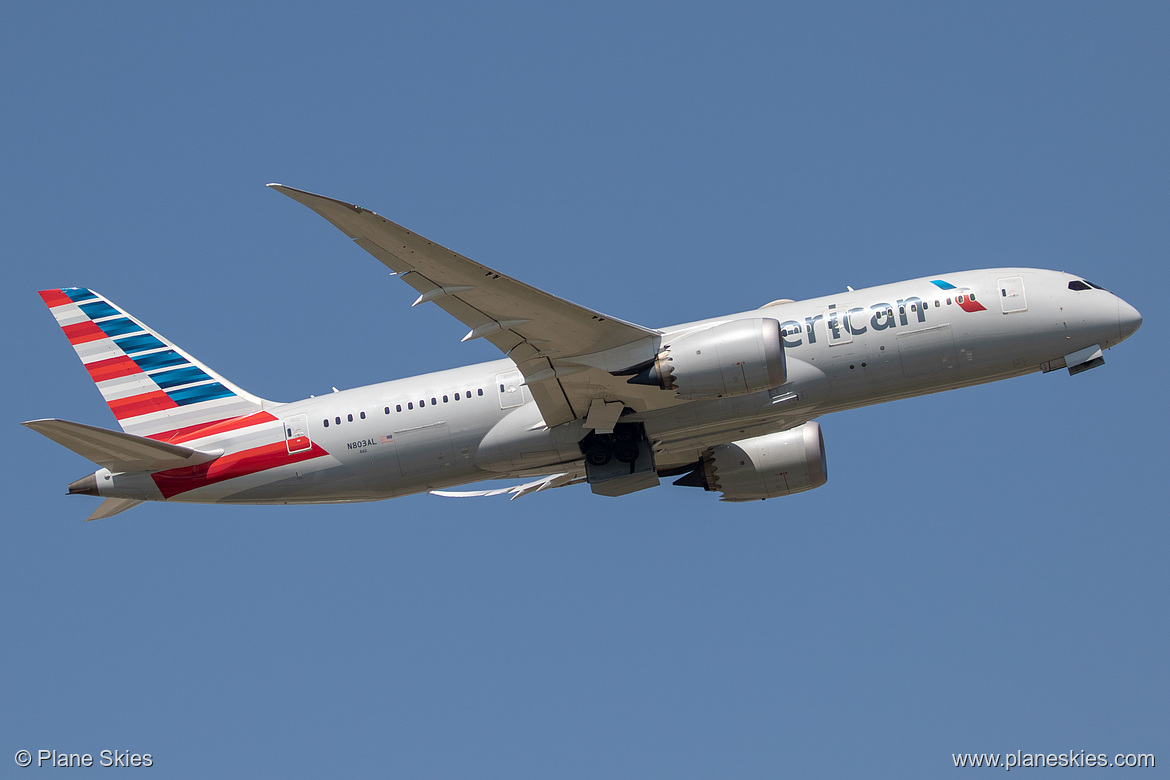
[24,185,1143,519]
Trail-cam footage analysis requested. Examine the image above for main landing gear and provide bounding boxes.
[578,423,659,497]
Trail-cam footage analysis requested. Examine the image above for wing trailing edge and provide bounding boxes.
[430,472,584,500]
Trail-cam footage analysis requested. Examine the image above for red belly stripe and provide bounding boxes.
[151,441,328,499]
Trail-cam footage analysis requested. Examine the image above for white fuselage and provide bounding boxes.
[94,268,1140,505]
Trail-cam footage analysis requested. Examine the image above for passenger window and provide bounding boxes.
[323,419,329,428]
[419,399,425,408]
[431,397,437,405]
[477,388,484,396]
[384,406,390,414]
[347,414,353,422]
[396,404,402,412]
[360,411,366,420]
[335,417,341,425]
[946,298,951,305]
[407,402,413,410]
[443,395,449,403]
[455,393,460,400]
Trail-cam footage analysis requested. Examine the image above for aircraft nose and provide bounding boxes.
[1118,298,1142,342]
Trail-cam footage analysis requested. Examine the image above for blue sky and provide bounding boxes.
[2,2,1166,777]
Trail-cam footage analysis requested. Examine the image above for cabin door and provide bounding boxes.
[284,414,312,454]
[496,370,523,409]
[998,276,1028,313]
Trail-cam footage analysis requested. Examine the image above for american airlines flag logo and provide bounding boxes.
[930,279,987,312]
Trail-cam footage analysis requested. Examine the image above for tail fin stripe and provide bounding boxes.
[125,396,263,437]
[152,419,239,443]
[41,287,271,438]
[86,356,144,382]
[109,390,179,419]
[64,288,99,303]
[115,333,167,354]
[50,308,89,328]
[96,317,142,338]
[63,321,108,345]
[151,366,211,388]
[99,379,159,403]
[39,289,75,308]
[131,350,188,371]
[169,383,235,405]
[74,339,123,361]
[154,411,277,444]
[78,301,121,320]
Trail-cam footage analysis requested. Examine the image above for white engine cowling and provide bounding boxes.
[630,318,786,399]
[684,422,828,501]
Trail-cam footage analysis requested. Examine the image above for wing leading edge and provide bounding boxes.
[269,184,666,427]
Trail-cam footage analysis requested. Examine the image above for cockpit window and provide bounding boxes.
[1068,280,1091,291]
[1085,280,1107,291]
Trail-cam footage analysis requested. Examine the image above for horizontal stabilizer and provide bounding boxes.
[23,418,222,472]
[87,497,144,521]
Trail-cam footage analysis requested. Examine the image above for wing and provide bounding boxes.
[270,185,670,427]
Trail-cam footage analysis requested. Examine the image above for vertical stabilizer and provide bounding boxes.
[38,288,273,441]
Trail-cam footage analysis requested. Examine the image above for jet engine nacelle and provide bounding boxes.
[630,318,786,399]
[676,422,828,501]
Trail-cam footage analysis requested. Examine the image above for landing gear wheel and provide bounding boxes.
[586,446,611,467]
[614,441,639,463]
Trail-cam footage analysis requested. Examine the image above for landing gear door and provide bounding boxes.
[284,414,312,454]
[998,276,1027,313]
[496,370,523,409]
